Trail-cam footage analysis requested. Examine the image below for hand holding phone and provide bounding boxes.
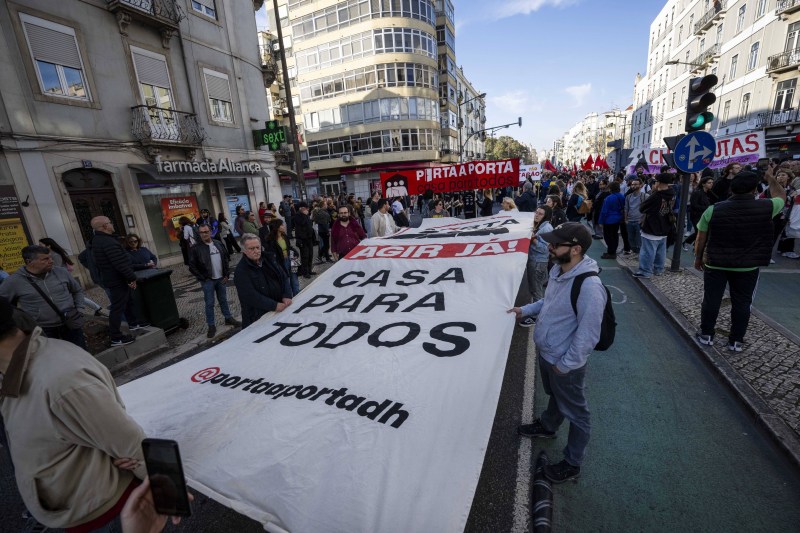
[141,438,192,517]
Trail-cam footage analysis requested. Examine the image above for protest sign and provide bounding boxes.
[519,164,542,182]
[381,158,520,196]
[120,213,533,533]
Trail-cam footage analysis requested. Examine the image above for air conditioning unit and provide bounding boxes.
[342,154,353,163]
[272,42,280,52]
[282,107,289,114]
[274,108,283,116]
[440,98,447,107]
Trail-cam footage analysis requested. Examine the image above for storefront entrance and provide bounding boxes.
[63,169,126,243]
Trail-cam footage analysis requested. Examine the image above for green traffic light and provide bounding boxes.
[689,112,714,130]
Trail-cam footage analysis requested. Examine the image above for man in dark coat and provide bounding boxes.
[515,181,538,212]
[293,202,316,278]
[90,216,145,346]
[234,234,292,328]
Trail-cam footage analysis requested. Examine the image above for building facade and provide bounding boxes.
[265,0,484,201]
[630,0,800,159]
[0,0,278,272]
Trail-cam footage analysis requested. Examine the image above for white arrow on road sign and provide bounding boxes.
[686,136,713,170]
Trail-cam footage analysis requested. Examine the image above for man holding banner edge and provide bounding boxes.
[508,222,606,483]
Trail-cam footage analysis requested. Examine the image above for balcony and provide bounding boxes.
[694,1,727,35]
[107,0,184,45]
[131,106,205,146]
[652,21,673,49]
[777,0,800,18]
[767,48,800,75]
[689,43,721,73]
[259,45,279,86]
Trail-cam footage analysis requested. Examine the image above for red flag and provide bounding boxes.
[594,156,604,170]
[544,160,557,173]
[602,157,611,170]
[582,155,594,170]
[573,162,578,173]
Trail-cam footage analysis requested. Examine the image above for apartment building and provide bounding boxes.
[264,0,484,201]
[630,0,800,160]
[558,110,630,167]
[0,0,277,270]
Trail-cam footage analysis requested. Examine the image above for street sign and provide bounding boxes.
[673,131,715,173]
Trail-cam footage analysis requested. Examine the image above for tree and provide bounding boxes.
[485,136,531,163]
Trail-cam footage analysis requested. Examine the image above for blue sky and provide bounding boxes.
[256,0,663,152]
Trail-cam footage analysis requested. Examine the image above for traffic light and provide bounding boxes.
[684,74,718,132]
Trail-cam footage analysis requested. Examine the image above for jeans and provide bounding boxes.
[700,268,760,343]
[526,260,548,302]
[538,356,591,466]
[42,324,87,350]
[602,222,621,255]
[638,236,666,276]
[202,278,232,326]
[626,222,642,252]
[318,231,331,260]
[108,284,138,340]
[283,257,300,296]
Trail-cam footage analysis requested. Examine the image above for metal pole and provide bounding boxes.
[670,171,691,271]
[272,0,306,201]
[458,103,463,163]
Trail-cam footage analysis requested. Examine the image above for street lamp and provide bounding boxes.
[458,92,486,162]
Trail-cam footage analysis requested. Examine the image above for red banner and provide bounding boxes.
[380,158,520,196]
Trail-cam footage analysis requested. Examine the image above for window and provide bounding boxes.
[699,38,705,54]
[681,85,687,104]
[131,47,178,140]
[747,42,759,71]
[721,100,731,125]
[786,22,800,52]
[716,23,723,44]
[203,69,234,123]
[774,79,796,111]
[739,93,751,122]
[729,54,738,79]
[756,0,767,18]
[685,50,690,72]
[678,25,683,43]
[736,4,746,33]
[671,91,676,110]
[20,14,89,100]
[191,0,217,19]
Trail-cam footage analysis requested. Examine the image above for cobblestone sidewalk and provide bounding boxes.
[616,253,800,448]
[85,251,336,352]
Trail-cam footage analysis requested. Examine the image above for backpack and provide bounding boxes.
[78,242,104,287]
[570,272,616,351]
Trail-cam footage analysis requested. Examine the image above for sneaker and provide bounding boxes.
[517,419,556,439]
[517,316,536,328]
[623,250,632,256]
[654,270,664,276]
[110,335,135,347]
[728,341,744,352]
[785,252,800,259]
[770,259,776,264]
[129,322,151,331]
[632,271,651,278]
[225,317,242,327]
[94,308,105,317]
[696,333,714,346]
[682,244,690,252]
[207,326,217,338]
[543,460,581,484]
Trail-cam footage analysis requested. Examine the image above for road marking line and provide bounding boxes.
[511,335,537,532]
[606,285,628,304]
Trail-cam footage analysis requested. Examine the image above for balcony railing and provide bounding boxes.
[695,1,727,35]
[777,0,800,17]
[131,106,205,145]
[754,109,800,128]
[652,21,673,49]
[766,48,800,74]
[107,0,184,31]
[689,43,721,72]
[259,45,279,86]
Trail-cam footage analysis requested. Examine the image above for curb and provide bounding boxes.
[616,258,800,468]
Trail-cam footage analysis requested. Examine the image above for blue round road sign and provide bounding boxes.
[673,131,715,173]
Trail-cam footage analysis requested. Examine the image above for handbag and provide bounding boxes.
[577,197,592,215]
[26,277,84,329]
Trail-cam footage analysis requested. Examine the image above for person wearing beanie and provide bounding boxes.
[694,170,786,352]
[0,296,148,531]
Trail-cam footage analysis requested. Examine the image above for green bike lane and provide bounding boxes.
[531,252,800,531]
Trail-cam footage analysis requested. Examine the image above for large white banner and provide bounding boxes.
[120,213,533,533]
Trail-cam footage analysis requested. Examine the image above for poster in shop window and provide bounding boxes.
[120,212,534,533]
[0,185,31,273]
[160,196,200,242]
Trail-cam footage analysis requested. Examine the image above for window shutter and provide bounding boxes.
[204,70,232,102]
[23,20,82,69]
[132,51,171,89]
[196,0,216,7]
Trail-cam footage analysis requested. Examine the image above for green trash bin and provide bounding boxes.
[133,269,182,333]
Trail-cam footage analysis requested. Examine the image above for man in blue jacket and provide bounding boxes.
[509,222,606,483]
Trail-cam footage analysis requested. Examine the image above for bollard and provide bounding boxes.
[532,450,553,532]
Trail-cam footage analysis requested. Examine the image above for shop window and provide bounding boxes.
[203,68,234,123]
[20,13,89,101]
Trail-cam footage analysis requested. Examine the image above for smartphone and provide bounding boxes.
[757,158,770,171]
[141,438,192,516]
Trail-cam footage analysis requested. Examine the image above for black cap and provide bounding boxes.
[730,171,760,194]
[537,222,592,252]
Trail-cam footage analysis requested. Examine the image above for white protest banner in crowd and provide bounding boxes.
[120,213,534,533]
[519,164,542,182]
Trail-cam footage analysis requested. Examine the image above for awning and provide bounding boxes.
[130,164,268,182]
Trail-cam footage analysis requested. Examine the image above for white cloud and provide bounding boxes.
[493,0,577,20]
[565,83,592,107]
[488,90,543,115]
